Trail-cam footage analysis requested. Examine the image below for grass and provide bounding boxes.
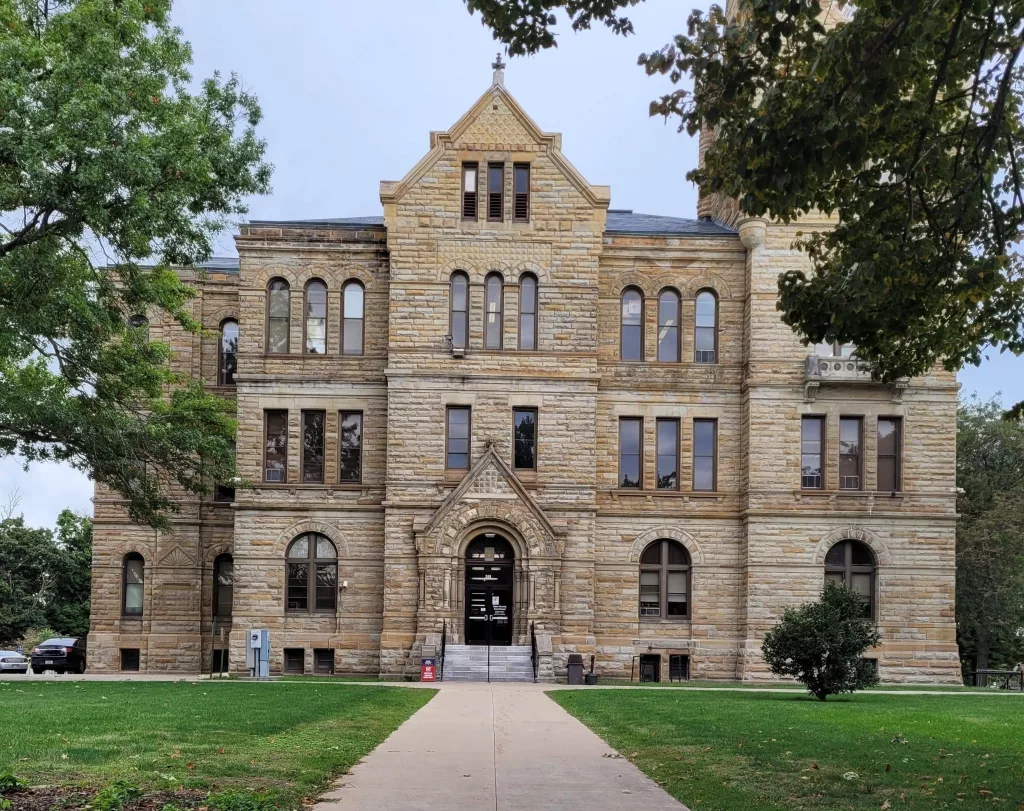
[596,680,985,692]
[0,680,434,809]
[549,688,1024,810]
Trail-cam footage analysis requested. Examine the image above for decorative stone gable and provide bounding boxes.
[414,444,564,559]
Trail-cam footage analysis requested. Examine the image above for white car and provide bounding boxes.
[0,651,29,674]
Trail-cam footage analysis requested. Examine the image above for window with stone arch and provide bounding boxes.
[657,288,681,362]
[694,289,718,363]
[304,279,327,354]
[266,278,290,354]
[122,553,145,617]
[285,533,338,614]
[218,319,238,386]
[620,286,644,361]
[824,539,876,620]
[449,271,469,350]
[518,272,538,350]
[639,539,691,620]
[342,280,364,355]
[484,272,503,350]
[127,314,149,342]
[213,553,233,618]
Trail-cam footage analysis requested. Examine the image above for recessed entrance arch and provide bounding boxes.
[464,534,514,646]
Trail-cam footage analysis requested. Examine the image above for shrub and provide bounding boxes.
[761,581,881,700]
[90,780,141,811]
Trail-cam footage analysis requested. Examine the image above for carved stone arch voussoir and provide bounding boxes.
[203,544,234,568]
[627,527,705,565]
[204,306,240,332]
[615,273,653,299]
[510,260,550,286]
[437,258,482,284]
[274,520,350,558]
[257,266,302,290]
[431,500,554,559]
[686,274,733,301]
[336,265,377,291]
[814,526,892,566]
[112,541,155,565]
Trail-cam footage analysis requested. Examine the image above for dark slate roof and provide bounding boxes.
[604,210,736,236]
[247,216,386,229]
[196,257,240,272]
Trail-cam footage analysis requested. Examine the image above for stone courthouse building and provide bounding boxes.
[87,52,962,683]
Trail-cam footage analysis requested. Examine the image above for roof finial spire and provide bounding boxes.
[492,52,506,87]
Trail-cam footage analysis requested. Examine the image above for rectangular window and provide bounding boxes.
[639,653,661,683]
[487,162,504,221]
[301,410,325,484]
[692,419,717,491]
[286,562,308,611]
[656,419,679,490]
[264,410,288,483]
[513,408,537,470]
[315,563,337,611]
[639,571,659,616]
[839,417,862,490]
[339,411,363,483]
[669,654,689,682]
[801,416,825,489]
[120,649,140,672]
[447,406,471,469]
[211,650,229,674]
[877,417,902,492]
[314,648,335,675]
[618,417,642,489]
[462,162,478,219]
[283,648,304,675]
[513,163,530,221]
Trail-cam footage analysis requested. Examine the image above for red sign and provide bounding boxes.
[421,658,436,682]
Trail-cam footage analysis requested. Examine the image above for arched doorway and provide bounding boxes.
[464,534,514,645]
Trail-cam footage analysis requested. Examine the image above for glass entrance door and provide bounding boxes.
[464,535,514,646]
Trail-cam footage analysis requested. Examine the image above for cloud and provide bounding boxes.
[0,457,93,529]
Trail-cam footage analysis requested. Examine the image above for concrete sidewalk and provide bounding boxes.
[316,681,686,811]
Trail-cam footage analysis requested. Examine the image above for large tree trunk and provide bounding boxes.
[976,626,990,674]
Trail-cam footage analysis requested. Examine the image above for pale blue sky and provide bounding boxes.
[1,0,1020,528]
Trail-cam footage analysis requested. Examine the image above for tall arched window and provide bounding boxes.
[304,280,327,354]
[128,315,149,342]
[694,290,718,363]
[450,272,469,350]
[519,273,537,350]
[218,319,238,386]
[824,540,876,619]
[213,554,233,618]
[286,533,338,613]
[620,287,644,361]
[485,272,503,350]
[122,553,145,617]
[639,540,690,619]
[267,279,290,354]
[342,280,364,355]
[657,289,680,363]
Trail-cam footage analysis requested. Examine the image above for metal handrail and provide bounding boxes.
[530,621,538,683]
[439,620,447,682]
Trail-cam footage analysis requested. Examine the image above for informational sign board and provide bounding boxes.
[421,657,436,682]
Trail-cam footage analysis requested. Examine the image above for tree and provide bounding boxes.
[465,0,1024,387]
[0,0,271,527]
[761,581,881,700]
[0,503,92,646]
[956,397,1024,673]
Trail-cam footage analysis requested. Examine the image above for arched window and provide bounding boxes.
[342,280,364,355]
[122,553,145,617]
[128,315,149,342]
[657,289,680,362]
[304,280,327,354]
[286,533,338,613]
[620,287,644,361]
[519,273,537,350]
[485,272,503,350]
[694,290,718,363]
[267,278,290,354]
[213,554,233,618]
[639,540,690,619]
[450,272,469,350]
[824,540,876,619]
[218,319,238,386]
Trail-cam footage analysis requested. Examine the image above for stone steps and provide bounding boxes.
[441,645,535,682]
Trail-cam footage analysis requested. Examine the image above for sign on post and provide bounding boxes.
[421,657,436,682]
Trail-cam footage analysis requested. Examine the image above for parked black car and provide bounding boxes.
[30,637,87,674]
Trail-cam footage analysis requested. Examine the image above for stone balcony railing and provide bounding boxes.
[804,355,908,403]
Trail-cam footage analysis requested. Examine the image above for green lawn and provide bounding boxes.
[0,680,434,809]
[550,689,1024,810]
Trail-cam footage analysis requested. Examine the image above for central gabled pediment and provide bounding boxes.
[414,444,564,559]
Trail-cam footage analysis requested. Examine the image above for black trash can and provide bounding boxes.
[567,653,584,685]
